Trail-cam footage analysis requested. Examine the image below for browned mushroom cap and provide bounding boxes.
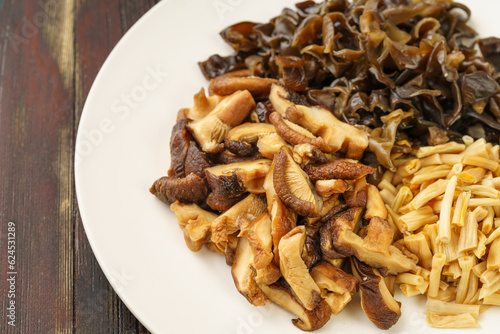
[210,76,280,100]
[310,261,359,315]
[302,223,322,269]
[329,206,364,230]
[332,216,418,275]
[307,195,342,225]
[205,159,271,200]
[224,123,276,156]
[184,141,212,179]
[170,201,218,252]
[343,177,368,208]
[224,140,256,157]
[169,120,213,178]
[150,173,207,205]
[206,192,247,213]
[270,112,332,153]
[273,146,323,217]
[304,160,376,182]
[251,100,274,123]
[210,194,267,251]
[186,87,225,120]
[188,90,256,153]
[351,259,402,330]
[258,278,331,331]
[212,150,265,165]
[320,206,360,261]
[279,225,322,311]
[269,83,369,159]
[231,236,270,306]
[169,118,192,178]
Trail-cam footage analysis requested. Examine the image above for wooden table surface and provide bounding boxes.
[0,0,159,332]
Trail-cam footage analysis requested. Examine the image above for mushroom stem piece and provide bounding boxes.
[205,159,271,199]
[150,173,207,205]
[279,225,322,311]
[170,201,218,252]
[210,76,279,100]
[269,83,369,158]
[352,259,402,330]
[231,236,270,306]
[258,278,331,331]
[311,261,359,315]
[188,90,256,153]
[332,216,418,275]
[210,194,267,251]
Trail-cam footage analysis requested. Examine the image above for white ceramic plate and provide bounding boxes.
[75,1,500,333]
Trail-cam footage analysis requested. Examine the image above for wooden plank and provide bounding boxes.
[73,0,157,333]
[0,0,75,333]
[73,0,133,330]
[118,0,159,32]
[0,0,158,332]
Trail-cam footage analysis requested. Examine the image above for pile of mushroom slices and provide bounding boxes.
[151,78,419,331]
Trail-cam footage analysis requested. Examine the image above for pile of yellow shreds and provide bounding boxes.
[377,136,500,328]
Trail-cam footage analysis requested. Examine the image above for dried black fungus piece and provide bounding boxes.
[276,56,309,92]
[478,37,500,72]
[461,71,499,105]
[368,109,414,172]
[220,21,260,53]
[199,0,500,147]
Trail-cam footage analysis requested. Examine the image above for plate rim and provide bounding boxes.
[74,1,500,333]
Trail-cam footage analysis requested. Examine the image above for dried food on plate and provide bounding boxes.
[151,0,500,331]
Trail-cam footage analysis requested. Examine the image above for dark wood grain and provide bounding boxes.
[0,0,75,333]
[0,0,158,333]
[74,1,133,332]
